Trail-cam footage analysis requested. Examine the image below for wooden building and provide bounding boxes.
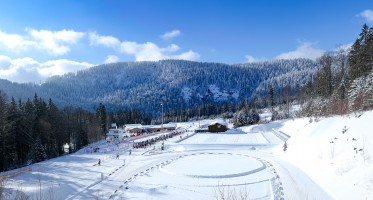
[208,123,228,133]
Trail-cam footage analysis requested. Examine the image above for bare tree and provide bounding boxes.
[214,183,249,200]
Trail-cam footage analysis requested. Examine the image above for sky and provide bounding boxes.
[0,0,372,83]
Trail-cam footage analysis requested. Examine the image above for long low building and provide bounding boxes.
[125,123,176,133]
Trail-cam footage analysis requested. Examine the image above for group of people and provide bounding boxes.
[132,130,186,149]
[97,153,120,166]
[96,130,189,166]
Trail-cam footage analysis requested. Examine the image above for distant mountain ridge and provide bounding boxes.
[0,59,318,115]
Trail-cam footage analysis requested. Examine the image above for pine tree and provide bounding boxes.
[0,91,9,171]
[17,99,34,166]
[316,53,333,97]
[268,85,275,112]
[6,97,19,168]
[349,24,373,81]
[349,39,362,81]
[29,137,47,163]
[47,99,66,157]
[96,103,107,136]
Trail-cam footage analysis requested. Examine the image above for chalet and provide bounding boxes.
[208,121,228,133]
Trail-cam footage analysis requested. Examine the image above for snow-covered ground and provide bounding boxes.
[1,111,372,199]
[278,111,373,200]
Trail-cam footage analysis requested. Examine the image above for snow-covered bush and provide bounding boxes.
[233,110,259,127]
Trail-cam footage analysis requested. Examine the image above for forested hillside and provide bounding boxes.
[298,24,373,116]
[0,59,317,115]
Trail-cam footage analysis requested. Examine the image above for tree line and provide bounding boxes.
[298,24,373,116]
[0,92,100,171]
[0,91,156,172]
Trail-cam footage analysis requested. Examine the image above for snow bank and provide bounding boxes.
[275,111,373,199]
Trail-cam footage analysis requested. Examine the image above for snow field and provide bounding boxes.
[115,152,281,200]
[276,111,373,199]
[3,112,372,200]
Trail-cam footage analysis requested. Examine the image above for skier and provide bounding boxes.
[98,159,101,166]
[283,142,287,152]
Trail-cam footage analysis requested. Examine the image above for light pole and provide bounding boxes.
[161,102,164,128]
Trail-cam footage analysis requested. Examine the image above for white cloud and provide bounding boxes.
[120,41,199,61]
[172,50,200,60]
[275,41,325,60]
[0,55,12,70]
[39,59,93,77]
[0,55,94,83]
[0,29,85,56]
[0,56,43,83]
[245,54,267,63]
[27,29,85,56]
[359,9,373,22]
[161,30,181,40]
[104,55,120,63]
[0,30,36,50]
[245,55,257,63]
[89,32,120,48]
[0,28,200,69]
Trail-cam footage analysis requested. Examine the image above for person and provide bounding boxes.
[129,150,132,155]
[283,142,287,152]
[98,159,101,166]
[116,154,119,159]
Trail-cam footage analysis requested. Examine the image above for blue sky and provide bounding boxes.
[0,0,372,83]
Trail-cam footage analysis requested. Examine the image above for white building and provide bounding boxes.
[106,123,130,141]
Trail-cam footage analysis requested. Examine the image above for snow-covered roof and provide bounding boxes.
[125,123,176,130]
[208,120,228,126]
[143,124,176,129]
[125,124,143,129]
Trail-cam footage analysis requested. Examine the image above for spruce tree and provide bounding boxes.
[349,24,373,81]
[96,103,107,136]
[268,85,275,112]
[316,53,333,97]
[29,137,47,163]
[0,91,9,171]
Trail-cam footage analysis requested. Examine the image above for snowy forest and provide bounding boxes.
[0,24,372,172]
[0,94,151,172]
[0,58,318,116]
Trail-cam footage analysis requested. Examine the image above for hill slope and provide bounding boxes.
[0,59,317,114]
[272,111,373,199]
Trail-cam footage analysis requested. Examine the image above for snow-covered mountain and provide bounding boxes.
[0,59,317,114]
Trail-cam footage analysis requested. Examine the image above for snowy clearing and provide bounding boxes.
[2,112,373,199]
